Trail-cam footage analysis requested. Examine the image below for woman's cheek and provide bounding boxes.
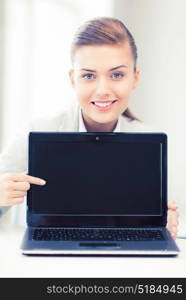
[118,85,134,101]
[78,90,91,104]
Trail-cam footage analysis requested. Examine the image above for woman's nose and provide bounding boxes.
[95,78,111,98]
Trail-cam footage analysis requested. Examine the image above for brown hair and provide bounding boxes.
[70,17,140,122]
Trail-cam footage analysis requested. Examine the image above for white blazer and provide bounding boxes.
[0,102,158,224]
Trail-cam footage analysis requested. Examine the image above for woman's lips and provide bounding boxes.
[91,100,117,111]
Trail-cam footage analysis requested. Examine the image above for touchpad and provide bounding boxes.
[79,243,121,248]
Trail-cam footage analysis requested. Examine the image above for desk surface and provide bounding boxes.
[0,225,186,278]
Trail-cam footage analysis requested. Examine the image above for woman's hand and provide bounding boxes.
[0,173,46,206]
[167,200,179,239]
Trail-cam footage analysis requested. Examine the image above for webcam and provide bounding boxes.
[95,136,100,141]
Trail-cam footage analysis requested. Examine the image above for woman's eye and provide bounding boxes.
[112,72,124,79]
[82,73,94,80]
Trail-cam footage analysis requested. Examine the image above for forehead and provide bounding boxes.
[73,42,133,70]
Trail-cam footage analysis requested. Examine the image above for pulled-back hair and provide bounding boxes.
[70,17,140,121]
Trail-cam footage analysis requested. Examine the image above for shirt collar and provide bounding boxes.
[78,107,121,132]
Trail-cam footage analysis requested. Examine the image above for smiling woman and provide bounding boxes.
[0,16,179,239]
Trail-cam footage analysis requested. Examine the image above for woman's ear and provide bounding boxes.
[69,69,75,86]
[133,68,140,89]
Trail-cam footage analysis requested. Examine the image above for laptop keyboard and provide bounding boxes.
[32,228,164,241]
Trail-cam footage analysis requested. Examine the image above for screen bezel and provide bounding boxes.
[27,132,167,227]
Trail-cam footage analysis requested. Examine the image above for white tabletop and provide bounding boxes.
[0,225,186,278]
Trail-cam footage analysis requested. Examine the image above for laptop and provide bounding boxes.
[21,132,180,256]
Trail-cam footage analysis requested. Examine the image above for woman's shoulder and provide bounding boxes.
[29,103,79,131]
[120,116,165,133]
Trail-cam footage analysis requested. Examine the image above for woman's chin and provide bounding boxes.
[90,115,117,125]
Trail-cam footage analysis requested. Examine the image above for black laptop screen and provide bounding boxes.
[29,137,163,216]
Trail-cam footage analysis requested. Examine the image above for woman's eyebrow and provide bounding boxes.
[80,65,127,72]
[110,65,127,71]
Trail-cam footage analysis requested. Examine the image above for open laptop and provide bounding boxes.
[21,132,180,256]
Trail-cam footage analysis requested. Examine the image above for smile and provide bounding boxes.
[91,100,117,111]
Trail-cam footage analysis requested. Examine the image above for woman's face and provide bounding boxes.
[69,42,140,129]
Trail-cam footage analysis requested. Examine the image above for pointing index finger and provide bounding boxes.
[26,175,46,185]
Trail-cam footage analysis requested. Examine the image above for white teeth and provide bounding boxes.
[94,102,112,107]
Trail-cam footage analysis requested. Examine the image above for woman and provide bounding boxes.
[0,17,178,238]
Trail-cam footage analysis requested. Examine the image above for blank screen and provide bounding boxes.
[30,141,162,215]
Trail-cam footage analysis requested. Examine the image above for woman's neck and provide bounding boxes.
[82,111,118,132]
